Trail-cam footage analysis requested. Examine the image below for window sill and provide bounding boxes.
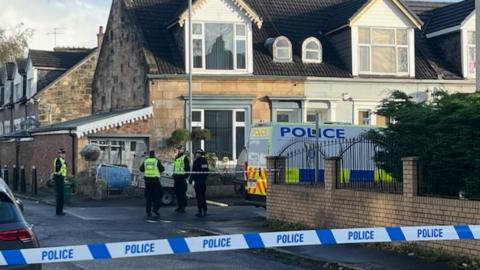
[356,74,413,79]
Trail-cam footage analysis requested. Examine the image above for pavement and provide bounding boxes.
[15,191,462,270]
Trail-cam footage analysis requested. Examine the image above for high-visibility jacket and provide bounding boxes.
[174,155,186,175]
[144,158,161,178]
[53,157,67,177]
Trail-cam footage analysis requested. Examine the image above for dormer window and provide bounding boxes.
[302,37,322,63]
[358,27,410,76]
[192,22,248,71]
[273,36,292,62]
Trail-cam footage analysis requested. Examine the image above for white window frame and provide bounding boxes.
[191,22,248,72]
[273,36,292,62]
[357,27,410,76]
[191,109,246,160]
[466,30,476,77]
[302,37,322,63]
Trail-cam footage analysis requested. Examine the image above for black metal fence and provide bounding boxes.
[336,138,403,194]
[417,159,480,200]
[281,139,343,186]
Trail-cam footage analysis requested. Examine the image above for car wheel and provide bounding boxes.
[161,189,175,206]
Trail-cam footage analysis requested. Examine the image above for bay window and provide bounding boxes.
[358,27,409,75]
[192,22,247,71]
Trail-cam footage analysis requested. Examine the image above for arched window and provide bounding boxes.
[273,36,292,62]
[302,37,322,63]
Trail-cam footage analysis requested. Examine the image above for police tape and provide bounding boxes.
[1,224,478,266]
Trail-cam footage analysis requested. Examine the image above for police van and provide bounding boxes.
[244,123,379,204]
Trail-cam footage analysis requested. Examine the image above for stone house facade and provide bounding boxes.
[90,0,475,161]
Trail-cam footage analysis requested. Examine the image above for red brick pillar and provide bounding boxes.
[267,156,286,185]
[402,157,419,198]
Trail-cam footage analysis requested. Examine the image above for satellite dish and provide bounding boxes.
[409,91,428,103]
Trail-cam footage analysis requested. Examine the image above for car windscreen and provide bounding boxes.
[248,139,269,167]
[0,193,21,224]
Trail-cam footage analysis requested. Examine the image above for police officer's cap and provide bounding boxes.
[57,148,66,154]
[149,150,156,156]
[195,149,205,155]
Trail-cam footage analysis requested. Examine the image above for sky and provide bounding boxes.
[0,0,111,50]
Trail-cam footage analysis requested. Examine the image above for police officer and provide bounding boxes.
[173,145,190,213]
[190,149,209,217]
[53,148,67,216]
[139,150,165,218]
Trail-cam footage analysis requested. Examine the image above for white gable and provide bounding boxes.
[462,12,475,30]
[192,0,251,23]
[352,0,415,28]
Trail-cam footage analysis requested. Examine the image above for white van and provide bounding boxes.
[244,123,378,204]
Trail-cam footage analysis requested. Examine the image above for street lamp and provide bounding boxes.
[342,93,355,125]
[188,0,193,155]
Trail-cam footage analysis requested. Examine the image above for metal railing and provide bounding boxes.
[336,138,402,194]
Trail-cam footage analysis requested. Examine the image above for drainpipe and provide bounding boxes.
[69,130,76,176]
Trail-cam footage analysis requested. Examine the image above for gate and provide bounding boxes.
[337,138,402,193]
[279,139,340,185]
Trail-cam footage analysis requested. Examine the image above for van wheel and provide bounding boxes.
[234,183,245,195]
[161,189,175,206]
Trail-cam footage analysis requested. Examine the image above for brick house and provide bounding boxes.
[87,0,475,162]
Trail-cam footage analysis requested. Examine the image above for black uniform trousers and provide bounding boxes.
[174,177,188,209]
[54,175,65,215]
[194,181,207,212]
[144,179,163,214]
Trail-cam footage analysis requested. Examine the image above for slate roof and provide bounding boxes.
[405,0,451,22]
[28,49,94,92]
[424,0,474,34]
[323,0,369,32]
[29,49,91,69]
[123,0,472,80]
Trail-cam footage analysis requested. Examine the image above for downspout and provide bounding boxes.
[69,129,76,176]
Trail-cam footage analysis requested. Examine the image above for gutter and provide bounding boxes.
[147,74,308,81]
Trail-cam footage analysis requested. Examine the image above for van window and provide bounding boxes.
[248,139,269,167]
[0,194,20,224]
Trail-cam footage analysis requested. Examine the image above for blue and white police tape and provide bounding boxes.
[1,224,479,266]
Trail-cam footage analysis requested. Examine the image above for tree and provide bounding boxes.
[368,90,480,198]
[0,24,33,64]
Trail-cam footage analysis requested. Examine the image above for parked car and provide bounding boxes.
[0,178,41,270]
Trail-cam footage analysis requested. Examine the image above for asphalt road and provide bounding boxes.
[21,200,317,270]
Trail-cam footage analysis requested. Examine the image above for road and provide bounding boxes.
[21,200,321,270]
[18,198,460,270]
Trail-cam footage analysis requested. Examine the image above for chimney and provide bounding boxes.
[97,26,104,48]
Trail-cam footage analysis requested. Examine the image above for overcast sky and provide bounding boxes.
[0,0,111,51]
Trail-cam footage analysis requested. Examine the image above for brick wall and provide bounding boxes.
[0,134,76,190]
[267,157,480,258]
